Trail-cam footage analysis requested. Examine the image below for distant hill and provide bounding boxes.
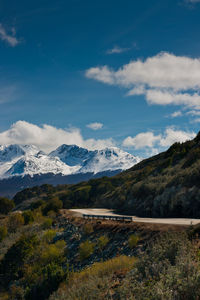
[13,132,200,218]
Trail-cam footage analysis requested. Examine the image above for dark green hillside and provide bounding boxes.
[13,131,200,218]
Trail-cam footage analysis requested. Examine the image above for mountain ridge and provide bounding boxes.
[0,144,141,179]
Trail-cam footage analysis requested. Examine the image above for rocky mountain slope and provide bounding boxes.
[14,131,200,218]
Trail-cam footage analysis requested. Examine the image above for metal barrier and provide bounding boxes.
[83,214,132,222]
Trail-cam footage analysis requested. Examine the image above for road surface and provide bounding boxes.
[69,208,200,226]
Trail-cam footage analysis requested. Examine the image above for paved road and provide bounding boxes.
[69,208,200,226]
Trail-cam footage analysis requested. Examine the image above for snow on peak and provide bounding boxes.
[50,144,92,166]
[0,144,142,179]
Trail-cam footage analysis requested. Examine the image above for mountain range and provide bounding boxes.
[0,144,141,197]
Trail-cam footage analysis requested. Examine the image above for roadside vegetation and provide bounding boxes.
[1,202,200,299]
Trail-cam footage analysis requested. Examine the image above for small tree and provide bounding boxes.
[79,240,95,261]
[8,213,24,232]
[0,197,15,214]
[42,197,63,215]
[97,235,109,251]
[22,210,34,225]
[128,234,140,249]
[42,218,53,229]
[43,229,56,243]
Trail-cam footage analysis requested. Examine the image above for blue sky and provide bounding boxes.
[0,0,200,156]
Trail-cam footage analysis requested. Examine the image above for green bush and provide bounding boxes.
[41,240,66,264]
[8,213,24,232]
[0,197,15,214]
[120,233,200,300]
[30,199,45,210]
[22,210,34,225]
[42,197,63,215]
[43,229,57,243]
[128,234,139,249]
[0,226,7,242]
[79,240,95,261]
[0,234,39,286]
[97,235,109,251]
[42,218,53,229]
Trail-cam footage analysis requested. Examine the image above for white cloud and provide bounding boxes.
[186,110,200,116]
[159,128,195,147]
[0,121,115,153]
[170,111,182,118]
[106,46,130,54]
[86,66,114,84]
[123,132,161,149]
[86,122,103,130]
[85,52,200,109]
[146,90,200,107]
[0,24,20,47]
[123,127,195,150]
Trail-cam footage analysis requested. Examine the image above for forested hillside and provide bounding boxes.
[13,131,200,218]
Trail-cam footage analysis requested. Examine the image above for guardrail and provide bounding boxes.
[83,214,132,222]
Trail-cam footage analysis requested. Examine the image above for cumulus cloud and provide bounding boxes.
[85,52,200,109]
[159,128,195,147]
[0,24,20,47]
[123,127,195,150]
[86,122,103,130]
[0,121,115,153]
[106,46,130,54]
[123,132,161,149]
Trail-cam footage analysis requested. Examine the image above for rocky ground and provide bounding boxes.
[53,210,187,271]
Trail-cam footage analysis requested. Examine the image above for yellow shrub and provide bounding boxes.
[71,255,135,284]
[97,235,109,250]
[43,229,57,243]
[128,234,140,249]
[79,240,95,261]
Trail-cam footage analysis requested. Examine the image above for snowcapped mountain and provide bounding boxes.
[0,144,141,180]
[50,144,141,174]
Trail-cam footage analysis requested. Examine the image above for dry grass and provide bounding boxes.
[50,256,135,300]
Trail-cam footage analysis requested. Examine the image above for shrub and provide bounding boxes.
[43,229,57,243]
[22,210,34,225]
[50,256,135,300]
[41,240,66,264]
[42,218,53,229]
[119,233,200,300]
[79,240,95,261]
[42,197,63,215]
[0,226,7,242]
[83,223,94,235]
[8,213,24,232]
[128,234,139,249]
[30,199,45,210]
[0,234,39,286]
[97,235,109,251]
[0,197,15,214]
